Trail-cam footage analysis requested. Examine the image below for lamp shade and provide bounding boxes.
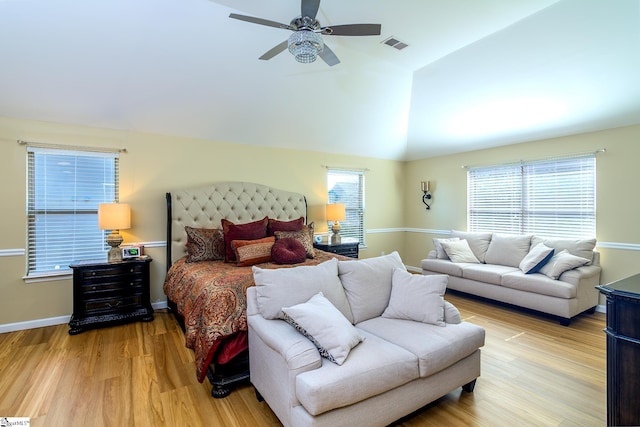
[98,203,131,230]
[326,203,346,222]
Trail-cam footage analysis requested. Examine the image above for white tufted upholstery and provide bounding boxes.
[168,182,307,264]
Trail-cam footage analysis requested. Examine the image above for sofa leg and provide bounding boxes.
[254,387,264,402]
[559,318,571,326]
[462,379,476,393]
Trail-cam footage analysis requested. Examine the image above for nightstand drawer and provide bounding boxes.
[82,264,144,280]
[85,294,143,314]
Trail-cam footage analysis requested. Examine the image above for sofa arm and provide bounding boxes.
[444,300,462,324]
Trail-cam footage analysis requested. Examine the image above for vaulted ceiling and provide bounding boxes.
[1,0,638,160]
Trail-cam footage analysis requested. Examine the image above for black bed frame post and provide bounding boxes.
[166,192,172,272]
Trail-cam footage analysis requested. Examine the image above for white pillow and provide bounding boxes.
[450,230,492,263]
[338,251,406,324]
[433,237,460,259]
[282,292,364,365]
[253,258,353,322]
[440,240,480,263]
[539,249,590,280]
[519,243,555,274]
[382,268,447,326]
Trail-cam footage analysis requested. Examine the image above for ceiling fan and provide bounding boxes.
[229,0,381,66]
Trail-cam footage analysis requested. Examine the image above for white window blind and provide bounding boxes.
[327,169,365,245]
[26,147,119,276]
[468,155,595,239]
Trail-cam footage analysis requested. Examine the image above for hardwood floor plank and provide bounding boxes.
[0,295,606,426]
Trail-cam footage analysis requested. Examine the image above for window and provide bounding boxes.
[327,169,365,245]
[468,155,595,238]
[26,147,119,277]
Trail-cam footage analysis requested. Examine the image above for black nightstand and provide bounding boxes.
[68,257,154,335]
[314,237,359,259]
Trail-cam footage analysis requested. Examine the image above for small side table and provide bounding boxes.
[69,257,154,335]
[314,237,359,259]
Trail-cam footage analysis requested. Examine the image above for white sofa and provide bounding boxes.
[247,252,485,427]
[421,231,602,325]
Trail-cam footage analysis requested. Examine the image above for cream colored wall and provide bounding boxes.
[404,124,640,290]
[0,116,405,326]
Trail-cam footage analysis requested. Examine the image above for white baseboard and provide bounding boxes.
[0,300,170,334]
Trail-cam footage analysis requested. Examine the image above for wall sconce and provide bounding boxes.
[421,181,432,210]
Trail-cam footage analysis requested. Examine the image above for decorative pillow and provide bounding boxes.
[271,237,307,264]
[337,251,406,324]
[231,236,275,267]
[539,249,590,280]
[282,292,364,365]
[433,237,460,259]
[184,226,225,262]
[253,258,354,323]
[267,217,304,236]
[275,224,315,258]
[221,217,268,262]
[440,240,480,263]
[450,230,492,263]
[382,269,447,326]
[519,243,555,274]
[484,233,532,268]
[531,237,596,265]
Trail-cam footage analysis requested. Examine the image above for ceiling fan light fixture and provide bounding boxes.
[288,30,324,63]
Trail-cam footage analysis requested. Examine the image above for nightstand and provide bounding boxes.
[314,237,359,259]
[68,257,154,335]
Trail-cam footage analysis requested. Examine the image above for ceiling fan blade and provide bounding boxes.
[319,44,340,67]
[229,13,293,31]
[301,0,320,19]
[322,23,381,36]
[259,40,289,60]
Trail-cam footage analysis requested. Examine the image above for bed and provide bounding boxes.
[163,181,348,398]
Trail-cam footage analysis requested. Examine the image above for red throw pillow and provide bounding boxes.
[271,237,307,265]
[232,236,275,267]
[267,217,305,236]
[221,217,268,262]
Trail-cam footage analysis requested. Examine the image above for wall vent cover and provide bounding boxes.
[382,37,408,50]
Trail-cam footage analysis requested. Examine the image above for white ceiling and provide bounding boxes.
[0,0,638,160]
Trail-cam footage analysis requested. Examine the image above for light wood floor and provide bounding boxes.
[0,293,606,426]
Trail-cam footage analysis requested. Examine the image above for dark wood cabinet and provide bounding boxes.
[69,257,154,335]
[314,237,359,259]
[596,274,640,426]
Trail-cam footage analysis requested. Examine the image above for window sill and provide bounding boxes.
[23,270,72,284]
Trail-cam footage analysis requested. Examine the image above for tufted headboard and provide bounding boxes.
[166,182,307,267]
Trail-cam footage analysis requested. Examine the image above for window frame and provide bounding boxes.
[25,146,120,280]
[327,168,366,246]
[467,154,596,239]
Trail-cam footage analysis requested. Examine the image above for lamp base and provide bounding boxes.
[106,231,123,262]
[331,232,342,245]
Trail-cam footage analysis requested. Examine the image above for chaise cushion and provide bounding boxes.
[501,270,577,299]
[357,317,485,378]
[421,258,466,276]
[338,252,406,324]
[484,233,532,268]
[382,269,447,327]
[253,258,354,323]
[462,264,519,286]
[295,330,418,416]
[282,292,364,365]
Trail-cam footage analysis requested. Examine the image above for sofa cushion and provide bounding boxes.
[440,240,480,263]
[501,270,577,299]
[357,317,485,378]
[484,233,532,268]
[421,258,466,276]
[338,252,406,324]
[382,269,447,327]
[451,230,492,263]
[462,264,519,286]
[519,243,555,274]
[531,237,597,264]
[433,237,460,259]
[253,258,354,323]
[282,292,364,365]
[295,329,418,416]
[538,249,591,280]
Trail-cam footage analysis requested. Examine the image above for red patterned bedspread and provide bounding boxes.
[163,250,346,382]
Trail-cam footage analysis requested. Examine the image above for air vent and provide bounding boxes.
[382,36,408,50]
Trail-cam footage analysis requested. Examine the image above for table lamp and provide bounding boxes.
[98,202,131,262]
[326,203,346,245]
